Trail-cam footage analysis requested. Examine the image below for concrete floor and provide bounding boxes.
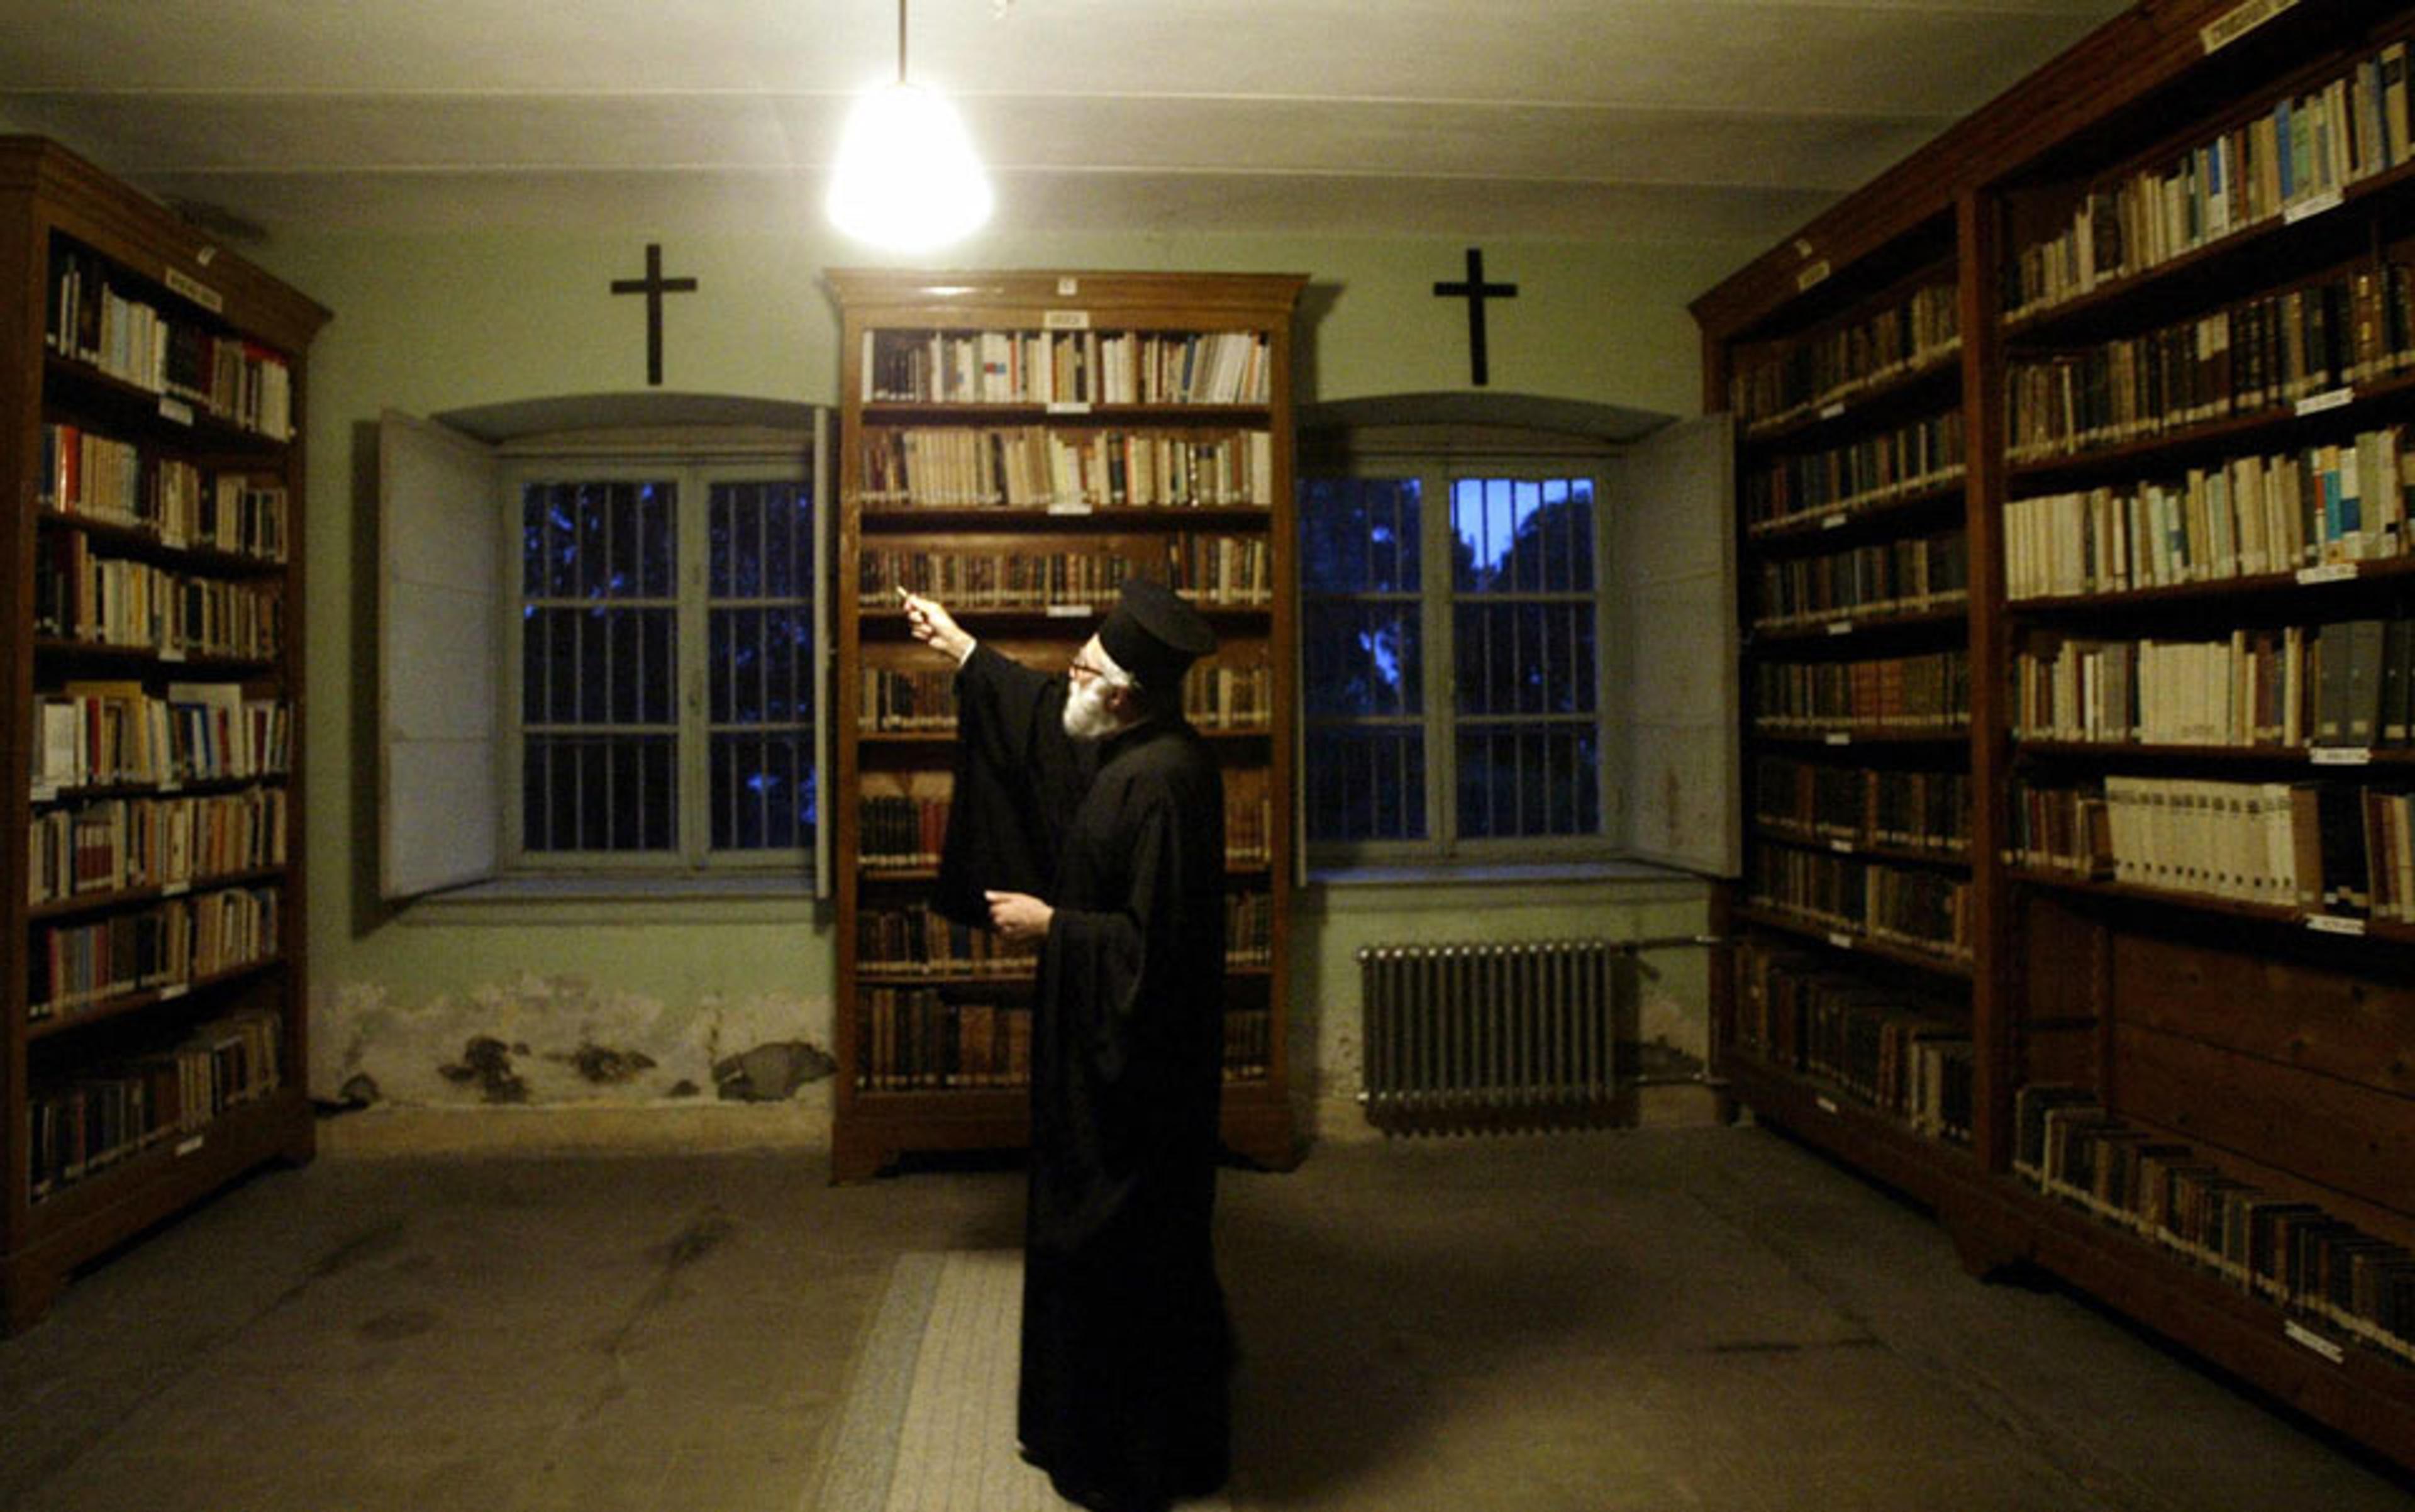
[3,1123,2411,1511]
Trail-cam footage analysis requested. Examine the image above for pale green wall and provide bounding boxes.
[248,222,1754,1128]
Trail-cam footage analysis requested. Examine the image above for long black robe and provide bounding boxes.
[938,645,1233,1512]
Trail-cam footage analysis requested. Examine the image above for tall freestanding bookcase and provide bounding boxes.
[1,137,326,1330]
[1697,0,2415,1469]
[825,268,1304,1182]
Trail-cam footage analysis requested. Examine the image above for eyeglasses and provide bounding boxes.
[1067,655,1114,682]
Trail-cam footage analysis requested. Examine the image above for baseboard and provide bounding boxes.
[316,1101,833,1159]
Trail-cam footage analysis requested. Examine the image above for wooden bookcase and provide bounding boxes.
[1,137,328,1330]
[824,268,1304,1182]
[1697,0,2415,1469]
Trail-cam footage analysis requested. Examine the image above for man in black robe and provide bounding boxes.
[901,577,1233,1512]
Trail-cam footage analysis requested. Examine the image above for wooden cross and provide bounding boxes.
[609,243,699,387]
[1432,247,1518,387]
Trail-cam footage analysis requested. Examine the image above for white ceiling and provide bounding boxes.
[0,0,2129,252]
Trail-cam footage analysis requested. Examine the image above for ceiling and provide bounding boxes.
[0,0,2130,253]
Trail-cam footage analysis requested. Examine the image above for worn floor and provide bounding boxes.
[3,1123,2411,1511]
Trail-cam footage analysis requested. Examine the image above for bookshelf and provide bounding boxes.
[1,137,328,1331]
[825,268,1304,1182]
[1696,0,2415,1470]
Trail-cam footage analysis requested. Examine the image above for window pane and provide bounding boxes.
[1304,601,1421,718]
[1304,725,1426,843]
[713,732,813,851]
[1455,723,1599,839]
[523,733,676,853]
[1301,477,1419,592]
[1453,476,1594,596]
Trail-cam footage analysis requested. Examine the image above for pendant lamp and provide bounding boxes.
[826,0,994,251]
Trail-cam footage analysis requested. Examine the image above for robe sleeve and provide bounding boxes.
[933,643,1088,927]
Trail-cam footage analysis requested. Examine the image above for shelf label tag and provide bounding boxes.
[160,645,185,663]
[2202,0,2299,53]
[175,1135,205,1157]
[1045,401,1092,415]
[2284,186,2344,224]
[2306,914,2367,936]
[1796,259,1832,291]
[1826,931,1854,951]
[1043,309,1091,330]
[31,782,57,803]
[159,983,189,1000]
[1815,1095,1841,1115]
[2284,1319,2345,1362]
[2309,746,2372,765]
[1818,401,1846,420]
[2296,562,2357,584]
[1827,620,1855,636]
[1829,839,1853,853]
[158,396,194,426]
[2294,386,2353,416]
[1821,513,1848,530]
[1055,277,1079,296]
[1823,732,1852,746]
[164,267,225,314]
[164,882,190,897]
[1045,503,1095,516]
[1045,604,1093,618]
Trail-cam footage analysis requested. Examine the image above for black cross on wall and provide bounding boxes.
[1433,247,1518,388]
[609,243,699,388]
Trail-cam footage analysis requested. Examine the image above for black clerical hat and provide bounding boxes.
[1097,577,1216,691]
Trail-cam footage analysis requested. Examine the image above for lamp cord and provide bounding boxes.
[897,0,909,84]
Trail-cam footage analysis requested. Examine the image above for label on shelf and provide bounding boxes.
[1829,839,1853,853]
[2284,186,2345,225]
[158,983,188,1001]
[2293,386,2353,416]
[163,882,190,897]
[2202,0,2299,53]
[1821,513,1848,530]
[1045,604,1093,618]
[158,396,194,427]
[1043,309,1091,330]
[2306,914,2367,937]
[2296,562,2357,584]
[2309,747,2371,765]
[2284,1319,2345,1363]
[1055,277,1079,296]
[160,646,185,662]
[1815,1095,1841,1115]
[1826,931,1854,951]
[31,782,57,803]
[1046,503,1094,516]
[1045,401,1092,415]
[1797,260,1832,291]
[1827,621,1855,636]
[1818,401,1845,420]
[175,1135,205,1158]
[1824,732,1851,746]
[164,267,225,314]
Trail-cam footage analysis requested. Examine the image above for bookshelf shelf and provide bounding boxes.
[828,267,1304,1184]
[1,137,326,1332]
[1699,0,2415,1469]
[1729,903,1977,979]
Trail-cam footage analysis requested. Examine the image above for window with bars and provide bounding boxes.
[1299,459,1605,859]
[508,455,818,871]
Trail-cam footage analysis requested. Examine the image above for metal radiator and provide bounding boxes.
[1357,939,1637,1135]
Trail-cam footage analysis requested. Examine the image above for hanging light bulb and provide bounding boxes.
[827,0,994,252]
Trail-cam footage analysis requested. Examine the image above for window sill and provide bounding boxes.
[398,872,820,925]
[1307,858,1697,888]
[1301,858,1714,917]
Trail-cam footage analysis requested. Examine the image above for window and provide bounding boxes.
[1299,448,1607,860]
[507,453,816,870]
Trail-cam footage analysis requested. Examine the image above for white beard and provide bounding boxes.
[1061,675,1125,741]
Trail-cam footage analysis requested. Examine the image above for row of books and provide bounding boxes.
[28,1008,283,1203]
[857,425,1274,510]
[854,992,1274,1092]
[35,535,283,659]
[42,423,292,559]
[2006,423,2415,598]
[860,662,1274,733]
[31,683,289,794]
[28,885,281,1023]
[2006,775,2415,920]
[2011,618,2415,749]
[27,786,288,906]
[2005,269,2406,463]
[859,794,950,870]
[2007,38,2415,318]
[858,903,1040,977]
[2014,1086,2414,1365]
[45,241,294,440]
[1733,940,1974,1143]
[1752,758,1972,857]
[1747,842,1975,962]
[863,328,1272,407]
[1742,411,1964,532]
[1752,650,1972,735]
[1753,528,1968,630]
[858,542,1277,611]
[1728,282,1960,430]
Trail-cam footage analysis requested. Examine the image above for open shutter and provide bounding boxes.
[379,409,502,899]
[1615,413,1738,877]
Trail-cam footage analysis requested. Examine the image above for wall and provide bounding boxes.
[247,222,1754,1150]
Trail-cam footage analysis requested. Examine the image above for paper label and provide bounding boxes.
[2306,914,2367,936]
[2284,186,2345,224]
[175,1135,205,1157]
[1821,513,1848,530]
[2309,747,2372,765]
[164,266,225,313]
[1815,1095,1841,1115]
[1824,732,1852,746]
[2294,386,2353,416]
[1818,401,1846,420]
[159,983,189,1000]
[1827,621,1855,636]
[1826,932,1854,951]
[1043,309,1090,330]
[1045,503,1094,516]
[1045,401,1092,415]
[1829,839,1853,853]
[1045,604,1092,618]
[2203,0,2298,53]
[2296,562,2357,584]
[2284,1319,2345,1362]
[1797,260,1832,291]
[164,882,190,897]
[158,397,194,426]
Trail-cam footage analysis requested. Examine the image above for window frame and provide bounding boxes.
[1299,426,1620,869]
[496,429,821,878]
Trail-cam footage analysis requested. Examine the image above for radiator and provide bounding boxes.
[1357,939,1634,1135]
